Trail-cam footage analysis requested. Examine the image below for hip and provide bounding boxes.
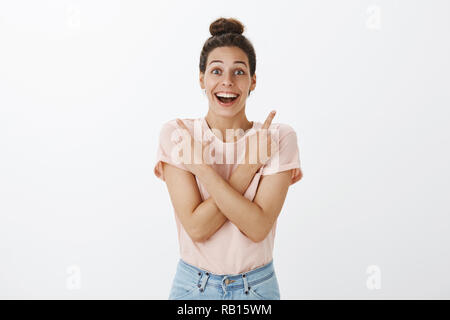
[168,258,280,300]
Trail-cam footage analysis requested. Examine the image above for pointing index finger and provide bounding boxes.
[176,118,191,136]
[262,110,276,130]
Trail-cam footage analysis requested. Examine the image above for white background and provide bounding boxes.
[1,0,449,299]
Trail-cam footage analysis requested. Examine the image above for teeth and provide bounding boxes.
[216,93,238,98]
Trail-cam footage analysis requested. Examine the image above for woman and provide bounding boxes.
[154,17,303,300]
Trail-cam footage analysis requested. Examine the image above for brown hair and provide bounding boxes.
[199,17,256,80]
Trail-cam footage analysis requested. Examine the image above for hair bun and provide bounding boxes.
[210,17,244,36]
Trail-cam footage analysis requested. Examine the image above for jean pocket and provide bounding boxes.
[248,272,280,300]
[169,283,198,300]
[168,269,200,300]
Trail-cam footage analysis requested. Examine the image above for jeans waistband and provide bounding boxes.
[178,258,275,291]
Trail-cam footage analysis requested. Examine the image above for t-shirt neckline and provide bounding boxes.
[202,117,256,145]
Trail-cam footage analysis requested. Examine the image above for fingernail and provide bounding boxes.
[271,110,276,114]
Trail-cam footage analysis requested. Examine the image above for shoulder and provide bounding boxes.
[274,122,296,136]
[257,120,302,178]
[259,121,297,140]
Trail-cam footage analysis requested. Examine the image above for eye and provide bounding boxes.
[211,68,245,76]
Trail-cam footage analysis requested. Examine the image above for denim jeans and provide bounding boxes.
[168,258,281,300]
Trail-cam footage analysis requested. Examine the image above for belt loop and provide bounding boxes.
[221,276,228,293]
[199,271,210,292]
[242,273,249,294]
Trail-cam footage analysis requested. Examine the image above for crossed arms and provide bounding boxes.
[162,161,301,243]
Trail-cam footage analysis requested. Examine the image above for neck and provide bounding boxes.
[205,109,253,143]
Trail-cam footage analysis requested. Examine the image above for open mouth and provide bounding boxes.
[214,93,240,106]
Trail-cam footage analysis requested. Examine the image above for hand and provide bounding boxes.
[175,118,213,174]
[241,110,277,169]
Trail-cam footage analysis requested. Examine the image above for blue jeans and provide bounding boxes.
[168,259,281,300]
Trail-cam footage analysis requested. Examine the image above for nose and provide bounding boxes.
[221,71,234,87]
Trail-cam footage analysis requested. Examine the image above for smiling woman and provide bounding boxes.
[154,17,303,300]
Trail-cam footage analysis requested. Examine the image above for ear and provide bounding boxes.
[199,72,205,90]
[249,73,256,92]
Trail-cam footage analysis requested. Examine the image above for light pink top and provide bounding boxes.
[154,116,301,275]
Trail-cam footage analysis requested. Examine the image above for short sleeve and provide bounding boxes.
[153,120,190,181]
[260,124,302,179]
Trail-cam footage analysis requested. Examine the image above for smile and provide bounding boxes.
[214,92,240,107]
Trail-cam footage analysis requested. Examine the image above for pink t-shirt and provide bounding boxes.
[154,116,301,275]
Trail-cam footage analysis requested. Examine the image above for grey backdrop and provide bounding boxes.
[1,0,449,299]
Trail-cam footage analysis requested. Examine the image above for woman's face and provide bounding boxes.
[200,46,256,117]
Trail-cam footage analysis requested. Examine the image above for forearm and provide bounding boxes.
[194,164,267,242]
[192,164,261,241]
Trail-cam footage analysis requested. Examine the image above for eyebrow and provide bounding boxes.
[208,60,247,67]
